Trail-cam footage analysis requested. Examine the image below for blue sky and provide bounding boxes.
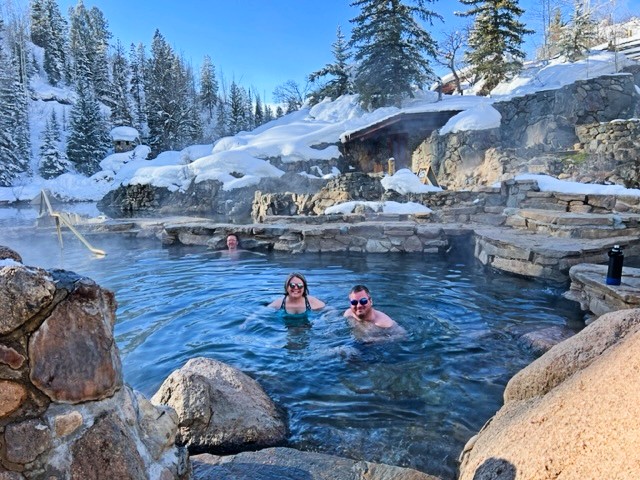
[57,0,640,103]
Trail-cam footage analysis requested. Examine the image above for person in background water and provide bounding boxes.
[226,233,240,250]
[268,272,325,314]
[344,284,403,331]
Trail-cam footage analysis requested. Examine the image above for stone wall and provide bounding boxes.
[415,74,640,190]
[251,176,640,224]
[0,248,188,479]
[575,119,640,188]
[162,220,461,255]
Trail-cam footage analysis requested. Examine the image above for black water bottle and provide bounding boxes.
[606,245,624,286]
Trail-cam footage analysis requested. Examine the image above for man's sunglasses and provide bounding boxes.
[350,298,369,306]
[288,282,304,289]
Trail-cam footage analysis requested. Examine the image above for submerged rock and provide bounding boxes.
[191,447,441,480]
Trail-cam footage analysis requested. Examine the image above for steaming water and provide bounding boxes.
[1,212,584,479]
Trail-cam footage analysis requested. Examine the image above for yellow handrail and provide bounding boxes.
[37,190,106,257]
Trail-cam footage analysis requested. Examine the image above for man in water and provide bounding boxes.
[226,233,240,250]
[344,285,404,336]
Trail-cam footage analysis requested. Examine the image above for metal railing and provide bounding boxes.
[37,190,106,256]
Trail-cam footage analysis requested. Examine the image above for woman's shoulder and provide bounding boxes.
[308,295,325,309]
[267,296,285,309]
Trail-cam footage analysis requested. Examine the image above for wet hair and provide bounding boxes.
[226,233,239,242]
[284,272,309,296]
[349,284,371,298]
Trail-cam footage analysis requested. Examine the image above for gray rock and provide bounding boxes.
[191,447,440,480]
[152,357,288,453]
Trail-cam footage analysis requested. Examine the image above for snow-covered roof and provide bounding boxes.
[110,126,140,142]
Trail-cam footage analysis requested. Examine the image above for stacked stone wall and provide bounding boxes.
[414,74,640,190]
[574,119,640,188]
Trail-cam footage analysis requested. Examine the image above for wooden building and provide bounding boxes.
[340,110,461,177]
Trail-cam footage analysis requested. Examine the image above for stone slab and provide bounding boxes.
[565,263,640,317]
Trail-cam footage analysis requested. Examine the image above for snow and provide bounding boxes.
[325,200,432,215]
[381,169,442,195]
[2,50,640,214]
[502,174,640,197]
[439,103,502,135]
[110,126,140,141]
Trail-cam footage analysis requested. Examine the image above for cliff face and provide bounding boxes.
[0,247,188,479]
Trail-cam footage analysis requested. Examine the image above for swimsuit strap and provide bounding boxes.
[280,295,311,312]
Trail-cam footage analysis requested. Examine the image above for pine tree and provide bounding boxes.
[245,87,255,131]
[110,40,133,126]
[228,81,246,135]
[558,1,597,62]
[216,97,229,137]
[145,30,201,154]
[30,0,48,47]
[308,26,353,104]
[0,19,31,186]
[87,6,113,105]
[199,55,218,120]
[68,2,112,103]
[129,42,147,134]
[254,93,264,126]
[264,104,274,123]
[39,110,71,178]
[178,60,203,144]
[457,0,533,95]
[36,0,67,86]
[216,79,229,137]
[349,0,440,109]
[66,80,109,176]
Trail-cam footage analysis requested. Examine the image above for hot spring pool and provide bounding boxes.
[1,223,584,479]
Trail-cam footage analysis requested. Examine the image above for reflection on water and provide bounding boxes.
[0,220,584,479]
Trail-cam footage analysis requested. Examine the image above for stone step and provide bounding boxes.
[506,208,640,239]
[564,263,640,318]
[474,226,640,284]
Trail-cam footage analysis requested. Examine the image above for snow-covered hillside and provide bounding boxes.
[2,49,639,207]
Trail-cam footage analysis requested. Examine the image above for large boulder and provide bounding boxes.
[152,357,288,454]
[0,255,188,479]
[459,308,640,479]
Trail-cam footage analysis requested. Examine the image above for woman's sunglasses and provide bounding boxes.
[288,282,304,289]
[350,298,369,306]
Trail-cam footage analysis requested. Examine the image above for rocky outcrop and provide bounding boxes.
[458,308,640,479]
[0,246,187,479]
[152,357,288,454]
[191,447,440,480]
[252,172,384,219]
[99,173,326,221]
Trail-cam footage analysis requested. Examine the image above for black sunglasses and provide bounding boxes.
[288,282,304,289]
[350,298,369,306]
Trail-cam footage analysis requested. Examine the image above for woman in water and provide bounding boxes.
[268,272,325,314]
